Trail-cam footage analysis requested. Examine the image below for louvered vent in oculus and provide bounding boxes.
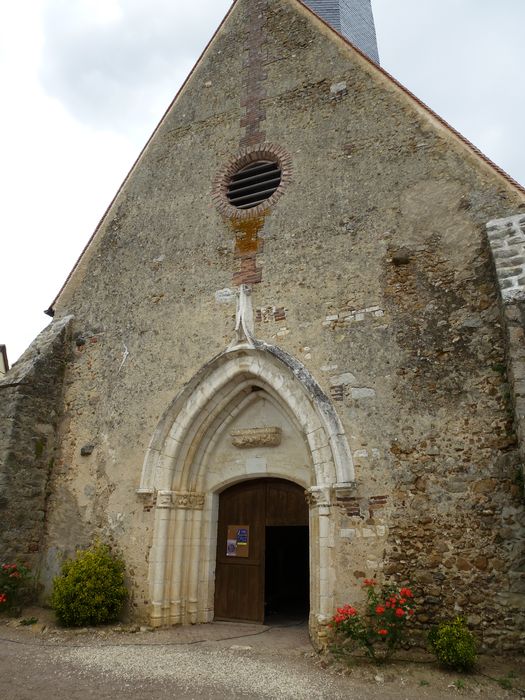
[226,160,282,209]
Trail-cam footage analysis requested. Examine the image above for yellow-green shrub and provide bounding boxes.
[51,543,127,627]
[428,617,477,671]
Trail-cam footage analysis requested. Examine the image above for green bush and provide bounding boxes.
[51,543,127,627]
[428,617,477,671]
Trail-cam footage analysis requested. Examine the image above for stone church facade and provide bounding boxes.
[1,0,524,649]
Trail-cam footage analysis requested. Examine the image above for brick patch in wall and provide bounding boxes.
[330,385,344,402]
[232,256,262,286]
[487,214,525,303]
[327,370,375,403]
[239,0,268,150]
[337,496,361,517]
[255,306,287,323]
[369,495,388,518]
[336,495,389,519]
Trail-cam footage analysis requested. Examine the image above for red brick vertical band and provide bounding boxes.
[229,0,271,285]
[240,0,268,149]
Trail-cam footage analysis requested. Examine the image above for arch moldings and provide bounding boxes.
[137,342,356,638]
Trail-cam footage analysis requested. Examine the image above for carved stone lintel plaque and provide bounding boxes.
[305,486,332,508]
[231,426,282,448]
[173,492,206,510]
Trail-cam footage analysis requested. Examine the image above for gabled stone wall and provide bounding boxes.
[3,0,524,649]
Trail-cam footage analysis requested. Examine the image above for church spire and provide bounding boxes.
[302,0,380,64]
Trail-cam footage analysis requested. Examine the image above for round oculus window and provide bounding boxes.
[226,160,282,210]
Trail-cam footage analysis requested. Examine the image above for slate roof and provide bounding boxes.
[303,0,379,63]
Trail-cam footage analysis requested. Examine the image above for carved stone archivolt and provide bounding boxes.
[154,490,205,510]
[231,426,282,448]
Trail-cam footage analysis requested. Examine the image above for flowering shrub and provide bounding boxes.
[330,579,416,662]
[0,562,31,613]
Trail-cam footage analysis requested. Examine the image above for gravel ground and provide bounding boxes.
[1,609,524,699]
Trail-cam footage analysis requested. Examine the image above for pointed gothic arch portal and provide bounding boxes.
[138,343,355,642]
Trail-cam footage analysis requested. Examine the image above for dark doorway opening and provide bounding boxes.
[265,525,309,622]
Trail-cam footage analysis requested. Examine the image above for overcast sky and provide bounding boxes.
[1,0,524,364]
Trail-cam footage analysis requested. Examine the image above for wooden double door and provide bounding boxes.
[214,478,309,623]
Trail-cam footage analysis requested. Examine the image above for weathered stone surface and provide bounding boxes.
[0,316,73,571]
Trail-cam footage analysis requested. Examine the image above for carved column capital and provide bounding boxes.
[156,490,173,509]
[305,486,332,508]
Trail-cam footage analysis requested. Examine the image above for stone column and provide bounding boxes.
[306,485,333,647]
[150,490,173,626]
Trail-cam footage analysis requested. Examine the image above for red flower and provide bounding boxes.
[400,587,413,598]
[408,609,415,616]
[375,605,385,615]
[378,629,388,636]
[0,593,7,604]
[395,608,405,618]
[363,579,377,587]
[333,604,358,624]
